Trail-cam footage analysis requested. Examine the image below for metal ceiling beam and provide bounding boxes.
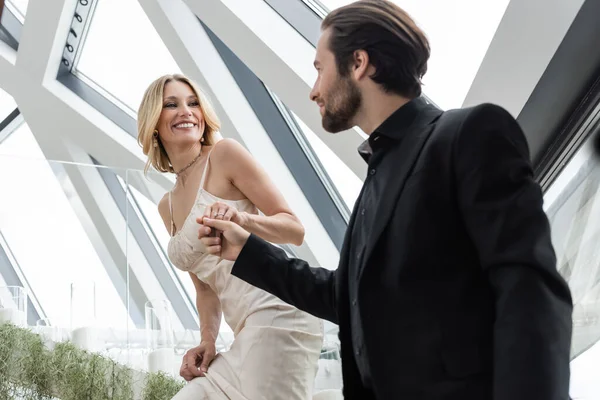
[463,0,586,163]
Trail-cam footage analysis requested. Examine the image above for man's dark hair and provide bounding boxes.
[322,0,430,98]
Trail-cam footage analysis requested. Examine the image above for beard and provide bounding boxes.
[321,76,362,133]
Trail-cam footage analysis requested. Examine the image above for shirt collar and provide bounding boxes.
[358,96,429,162]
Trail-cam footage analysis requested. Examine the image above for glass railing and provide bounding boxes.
[0,153,203,374]
[0,152,343,392]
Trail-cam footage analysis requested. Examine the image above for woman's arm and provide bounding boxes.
[240,212,303,246]
[209,139,305,246]
[189,273,221,343]
[207,201,304,246]
[179,273,221,378]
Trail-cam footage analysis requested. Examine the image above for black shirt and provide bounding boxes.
[347,98,422,387]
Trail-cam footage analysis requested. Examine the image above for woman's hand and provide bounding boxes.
[179,341,217,381]
[204,201,247,227]
[196,217,251,261]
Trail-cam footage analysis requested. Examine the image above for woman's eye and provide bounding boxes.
[189,101,200,107]
[164,103,176,108]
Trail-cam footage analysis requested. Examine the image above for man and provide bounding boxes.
[197,1,573,399]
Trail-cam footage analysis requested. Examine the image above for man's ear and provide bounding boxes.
[352,49,371,80]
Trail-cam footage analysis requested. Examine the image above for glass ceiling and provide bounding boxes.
[74,0,181,115]
[312,0,510,110]
[5,0,28,22]
[0,87,17,123]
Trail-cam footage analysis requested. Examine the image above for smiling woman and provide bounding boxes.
[137,74,220,175]
[135,73,323,399]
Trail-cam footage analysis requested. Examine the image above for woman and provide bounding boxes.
[138,74,323,399]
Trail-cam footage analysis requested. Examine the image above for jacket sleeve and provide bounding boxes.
[454,103,573,400]
[231,234,338,323]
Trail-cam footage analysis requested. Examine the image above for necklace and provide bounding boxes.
[175,147,202,179]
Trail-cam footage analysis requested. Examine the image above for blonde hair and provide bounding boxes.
[137,74,221,174]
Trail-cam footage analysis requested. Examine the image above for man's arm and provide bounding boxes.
[231,234,338,323]
[454,104,573,400]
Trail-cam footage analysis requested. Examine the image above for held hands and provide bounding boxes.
[196,201,251,261]
[179,341,216,381]
[196,217,250,261]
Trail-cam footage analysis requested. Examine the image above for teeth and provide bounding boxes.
[175,123,194,128]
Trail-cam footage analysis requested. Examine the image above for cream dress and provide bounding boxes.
[168,149,323,400]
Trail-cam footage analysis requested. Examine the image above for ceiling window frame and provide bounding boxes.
[0,3,20,50]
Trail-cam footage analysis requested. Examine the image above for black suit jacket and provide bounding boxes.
[232,100,573,400]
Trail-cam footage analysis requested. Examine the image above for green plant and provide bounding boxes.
[142,372,186,400]
[0,323,185,400]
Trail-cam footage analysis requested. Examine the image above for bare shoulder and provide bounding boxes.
[211,138,246,161]
[210,138,252,174]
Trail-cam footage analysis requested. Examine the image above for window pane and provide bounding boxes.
[292,112,362,209]
[306,0,510,110]
[74,0,181,113]
[0,123,132,331]
[542,136,600,398]
[0,87,16,122]
[5,0,28,22]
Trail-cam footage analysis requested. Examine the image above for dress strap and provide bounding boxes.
[168,191,175,237]
[198,144,216,191]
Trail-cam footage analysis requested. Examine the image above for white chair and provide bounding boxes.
[313,389,343,400]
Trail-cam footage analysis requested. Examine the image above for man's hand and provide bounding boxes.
[179,341,216,381]
[196,217,250,261]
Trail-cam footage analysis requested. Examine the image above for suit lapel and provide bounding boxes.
[359,106,442,279]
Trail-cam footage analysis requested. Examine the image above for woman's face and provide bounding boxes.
[156,80,205,149]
